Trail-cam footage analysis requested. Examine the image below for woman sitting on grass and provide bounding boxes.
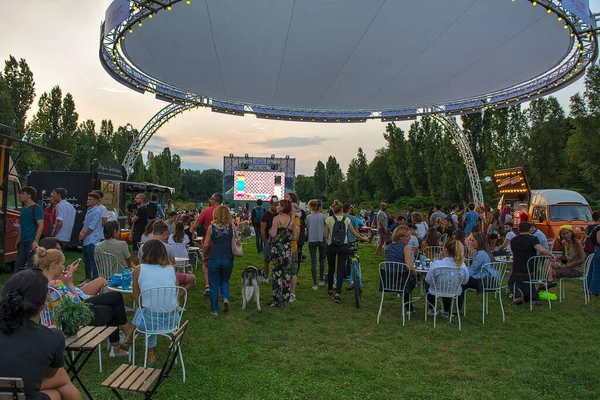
[168,222,190,259]
[425,240,469,317]
[0,269,82,400]
[38,248,131,357]
[385,226,418,313]
[129,240,180,363]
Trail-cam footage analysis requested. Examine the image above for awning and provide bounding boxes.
[100,179,175,194]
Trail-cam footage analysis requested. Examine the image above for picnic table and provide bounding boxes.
[64,326,117,400]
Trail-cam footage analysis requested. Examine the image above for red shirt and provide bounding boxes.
[196,205,217,244]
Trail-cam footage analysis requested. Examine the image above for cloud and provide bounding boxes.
[95,84,143,96]
[250,136,330,148]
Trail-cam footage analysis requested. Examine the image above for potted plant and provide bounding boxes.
[53,296,94,336]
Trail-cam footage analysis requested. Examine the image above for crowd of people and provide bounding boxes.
[3,184,600,399]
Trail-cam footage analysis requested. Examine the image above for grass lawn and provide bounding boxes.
[2,240,599,399]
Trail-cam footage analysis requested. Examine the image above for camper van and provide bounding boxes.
[495,167,592,248]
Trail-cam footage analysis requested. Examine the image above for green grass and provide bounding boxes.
[2,241,599,399]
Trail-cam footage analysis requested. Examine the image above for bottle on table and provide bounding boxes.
[122,266,131,290]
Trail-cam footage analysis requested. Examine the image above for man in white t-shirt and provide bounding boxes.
[495,221,516,255]
[92,190,109,225]
[51,187,76,246]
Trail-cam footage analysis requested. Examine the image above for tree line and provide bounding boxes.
[0,55,196,198]
[295,67,600,208]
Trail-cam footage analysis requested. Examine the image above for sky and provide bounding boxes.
[0,0,598,175]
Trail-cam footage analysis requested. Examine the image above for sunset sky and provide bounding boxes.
[1,0,597,175]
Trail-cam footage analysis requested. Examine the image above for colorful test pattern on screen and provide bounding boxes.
[234,171,285,201]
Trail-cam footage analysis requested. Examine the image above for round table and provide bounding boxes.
[105,285,132,294]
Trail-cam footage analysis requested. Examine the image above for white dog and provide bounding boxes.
[241,266,261,311]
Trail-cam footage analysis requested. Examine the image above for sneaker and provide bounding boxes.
[334,296,342,304]
[318,280,325,287]
[290,294,297,303]
[546,281,558,289]
[427,309,437,317]
[210,312,218,317]
[223,299,230,313]
[204,287,210,296]
[327,290,333,297]
[312,285,318,291]
[442,311,450,318]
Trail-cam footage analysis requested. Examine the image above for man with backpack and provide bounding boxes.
[251,200,265,253]
[14,186,44,272]
[324,200,367,304]
[146,194,165,222]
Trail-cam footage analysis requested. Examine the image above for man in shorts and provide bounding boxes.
[375,202,388,256]
[260,196,279,283]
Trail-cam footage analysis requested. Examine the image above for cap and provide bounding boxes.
[270,195,279,205]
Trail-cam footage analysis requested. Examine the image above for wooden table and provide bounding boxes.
[64,326,117,400]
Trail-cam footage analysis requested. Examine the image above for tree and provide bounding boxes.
[295,175,315,201]
[313,161,326,198]
[325,156,343,200]
[383,123,409,196]
[0,76,16,128]
[2,55,35,139]
[346,147,370,202]
[367,148,393,201]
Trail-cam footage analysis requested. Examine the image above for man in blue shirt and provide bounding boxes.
[79,192,103,281]
[15,186,44,272]
[463,202,479,235]
[530,219,549,252]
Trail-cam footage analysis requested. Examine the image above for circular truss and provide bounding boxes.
[101,0,598,123]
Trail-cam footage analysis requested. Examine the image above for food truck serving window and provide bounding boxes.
[549,205,592,222]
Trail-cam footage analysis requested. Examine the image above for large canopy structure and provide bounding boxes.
[100,0,598,204]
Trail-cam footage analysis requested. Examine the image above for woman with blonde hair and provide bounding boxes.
[37,247,131,357]
[306,199,327,289]
[424,240,469,316]
[203,205,235,316]
[269,199,299,307]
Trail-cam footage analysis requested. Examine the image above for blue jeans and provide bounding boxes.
[589,247,600,294]
[208,258,234,313]
[15,241,34,272]
[82,244,98,280]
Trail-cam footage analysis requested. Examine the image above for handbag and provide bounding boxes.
[231,224,243,257]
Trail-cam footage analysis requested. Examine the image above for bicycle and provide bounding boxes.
[346,245,363,308]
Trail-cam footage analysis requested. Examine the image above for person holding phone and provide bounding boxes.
[37,247,131,357]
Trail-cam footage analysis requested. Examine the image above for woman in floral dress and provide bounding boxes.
[269,200,299,307]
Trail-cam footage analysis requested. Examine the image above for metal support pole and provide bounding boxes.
[431,113,484,207]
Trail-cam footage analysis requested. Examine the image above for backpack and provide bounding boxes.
[31,204,53,238]
[147,202,158,220]
[331,216,347,247]
[252,207,265,224]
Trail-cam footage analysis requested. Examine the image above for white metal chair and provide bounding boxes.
[174,258,190,273]
[94,249,123,279]
[440,233,448,244]
[377,262,419,326]
[464,257,474,268]
[423,246,444,261]
[462,262,508,324]
[559,253,593,304]
[547,238,555,252]
[524,255,553,310]
[424,266,463,330]
[132,286,187,382]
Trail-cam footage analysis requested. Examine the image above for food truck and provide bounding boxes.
[494,167,592,248]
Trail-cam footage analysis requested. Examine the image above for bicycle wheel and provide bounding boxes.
[353,262,361,308]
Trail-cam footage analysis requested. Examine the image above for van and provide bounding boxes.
[494,167,592,250]
[528,189,592,246]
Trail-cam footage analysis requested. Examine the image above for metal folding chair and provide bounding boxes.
[132,286,188,382]
[94,249,124,279]
[424,266,463,330]
[559,254,593,304]
[377,262,419,326]
[423,246,444,261]
[463,262,507,324]
[524,255,553,310]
